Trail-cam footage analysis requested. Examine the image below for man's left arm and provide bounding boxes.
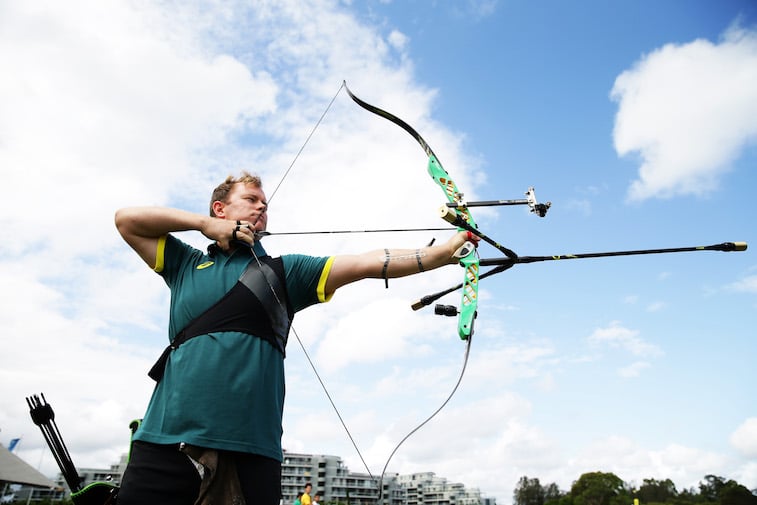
[324,231,475,297]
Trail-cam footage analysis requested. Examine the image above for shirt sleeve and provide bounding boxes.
[282,254,334,312]
[157,234,204,286]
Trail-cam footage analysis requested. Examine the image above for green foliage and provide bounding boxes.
[696,475,757,505]
[570,472,629,505]
[515,475,567,505]
[638,479,678,503]
[514,476,546,505]
[516,472,756,505]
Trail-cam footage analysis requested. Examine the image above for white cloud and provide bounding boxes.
[587,321,664,358]
[618,361,651,378]
[727,275,757,293]
[611,25,757,201]
[568,438,727,491]
[730,417,757,457]
[1,3,753,503]
[646,301,666,312]
[387,30,409,51]
[0,0,487,484]
[0,1,278,261]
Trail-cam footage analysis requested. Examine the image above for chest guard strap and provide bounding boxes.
[148,256,293,382]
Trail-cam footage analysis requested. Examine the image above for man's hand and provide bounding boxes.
[203,218,258,251]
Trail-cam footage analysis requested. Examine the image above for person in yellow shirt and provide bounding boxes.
[301,483,312,505]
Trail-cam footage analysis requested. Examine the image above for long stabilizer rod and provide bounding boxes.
[412,241,747,311]
[479,241,747,267]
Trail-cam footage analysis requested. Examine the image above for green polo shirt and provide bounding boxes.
[134,234,333,461]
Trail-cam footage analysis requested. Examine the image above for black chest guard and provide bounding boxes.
[148,256,293,382]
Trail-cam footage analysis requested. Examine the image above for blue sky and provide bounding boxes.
[1,1,755,503]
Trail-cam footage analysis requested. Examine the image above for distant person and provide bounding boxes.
[301,483,313,505]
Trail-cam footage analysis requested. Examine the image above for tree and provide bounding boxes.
[545,482,566,504]
[571,472,628,505]
[514,476,546,505]
[699,475,757,505]
[637,478,678,503]
[720,482,757,505]
[700,475,727,502]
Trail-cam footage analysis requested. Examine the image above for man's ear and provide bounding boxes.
[211,200,225,218]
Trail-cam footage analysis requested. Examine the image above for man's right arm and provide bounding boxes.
[115,207,215,269]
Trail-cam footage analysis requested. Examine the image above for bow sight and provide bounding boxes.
[443,186,551,217]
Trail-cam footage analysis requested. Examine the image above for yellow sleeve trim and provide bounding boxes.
[153,235,167,273]
[317,256,336,303]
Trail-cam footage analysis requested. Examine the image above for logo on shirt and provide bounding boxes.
[196,261,215,270]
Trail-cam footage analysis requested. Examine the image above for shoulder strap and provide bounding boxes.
[238,258,291,345]
[148,256,292,382]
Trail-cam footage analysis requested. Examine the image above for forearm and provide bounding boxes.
[325,232,472,293]
[115,206,216,268]
[373,242,459,278]
[115,206,211,239]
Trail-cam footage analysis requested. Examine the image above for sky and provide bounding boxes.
[1,1,756,503]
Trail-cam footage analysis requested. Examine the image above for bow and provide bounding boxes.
[342,81,551,339]
[338,82,555,494]
[263,81,747,496]
[343,82,483,340]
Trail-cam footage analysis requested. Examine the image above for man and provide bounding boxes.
[115,172,477,505]
[301,483,313,505]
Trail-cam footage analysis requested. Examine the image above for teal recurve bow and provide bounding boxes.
[343,81,485,340]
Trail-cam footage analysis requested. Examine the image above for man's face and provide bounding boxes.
[218,182,268,231]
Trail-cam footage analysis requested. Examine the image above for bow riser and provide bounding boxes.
[344,81,481,341]
[426,155,480,340]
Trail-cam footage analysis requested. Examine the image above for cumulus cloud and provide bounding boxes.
[587,321,664,358]
[727,275,757,293]
[2,3,753,503]
[730,417,757,457]
[569,438,727,491]
[0,0,485,482]
[618,361,651,378]
[611,25,757,201]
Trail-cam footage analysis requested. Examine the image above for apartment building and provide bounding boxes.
[282,451,495,505]
[38,449,495,505]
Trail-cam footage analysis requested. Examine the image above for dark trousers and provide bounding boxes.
[118,441,282,505]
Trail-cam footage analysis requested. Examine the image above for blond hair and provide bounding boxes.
[209,171,262,216]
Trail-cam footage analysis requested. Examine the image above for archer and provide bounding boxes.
[114,171,477,505]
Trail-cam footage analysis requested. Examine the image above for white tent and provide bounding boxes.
[0,444,54,489]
